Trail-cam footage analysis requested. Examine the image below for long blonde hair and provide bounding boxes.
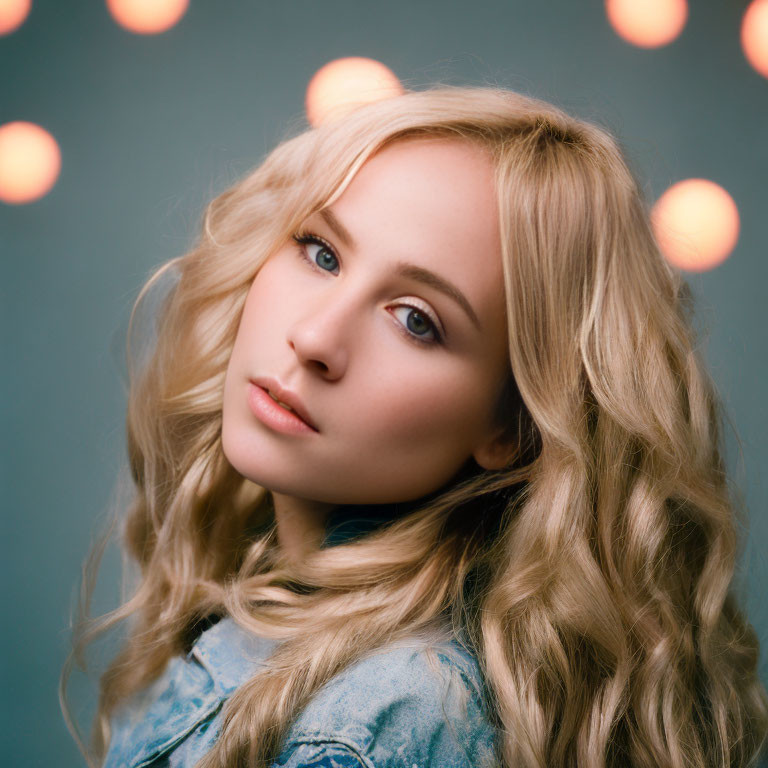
[61,85,768,768]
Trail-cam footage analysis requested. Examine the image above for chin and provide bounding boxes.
[220,440,313,499]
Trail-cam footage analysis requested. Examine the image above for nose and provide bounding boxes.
[286,292,355,380]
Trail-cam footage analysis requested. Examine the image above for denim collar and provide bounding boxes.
[105,617,278,768]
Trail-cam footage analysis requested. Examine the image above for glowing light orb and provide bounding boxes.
[0,121,61,205]
[741,0,768,78]
[0,0,31,36]
[651,179,739,272]
[305,57,403,127]
[605,0,688,48]
[106,0,189,35]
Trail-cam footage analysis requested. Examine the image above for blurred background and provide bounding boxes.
[2,0,767,765]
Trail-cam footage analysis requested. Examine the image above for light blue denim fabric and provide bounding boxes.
[103,510,499,767]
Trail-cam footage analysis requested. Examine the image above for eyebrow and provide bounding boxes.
[318,207,482,331]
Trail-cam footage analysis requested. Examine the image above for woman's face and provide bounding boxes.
[222,137,512,505]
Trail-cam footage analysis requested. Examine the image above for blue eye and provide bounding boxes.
[290,230,444,347]
[389,306,441,346]
[292,233,339,274]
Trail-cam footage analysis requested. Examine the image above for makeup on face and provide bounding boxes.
[221,137,511,510]
[247,381,319,435]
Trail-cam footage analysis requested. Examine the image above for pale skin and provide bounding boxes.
[221,137,516,564]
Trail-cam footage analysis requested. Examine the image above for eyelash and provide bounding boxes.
[290,230,445,347]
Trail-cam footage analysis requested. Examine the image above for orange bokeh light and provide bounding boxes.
[651,179,739,272]
[0,121,61,205]
[0,0,31,36]
[305,57,403,127]
[106,0,188,34]
[741,0,768,78]
[605,0,688,48]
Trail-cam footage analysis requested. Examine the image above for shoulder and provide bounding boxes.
[103,617,280,768]
[104,618,498,768]
[279,633,499,768]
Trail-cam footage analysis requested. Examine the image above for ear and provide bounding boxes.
[471,426,518,471]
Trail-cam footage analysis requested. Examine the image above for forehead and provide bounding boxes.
[320,137,506,325]
[336,137,500,249]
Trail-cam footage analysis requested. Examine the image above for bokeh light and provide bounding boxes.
[0,0,31,36]
[0,121,61,205]
[106,0,189,35]
[605,0,688,48]
[651,179,739,272]
[741,0,768,78]
[305,57,403,127]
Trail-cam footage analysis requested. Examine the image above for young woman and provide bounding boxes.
[62,85,768,768]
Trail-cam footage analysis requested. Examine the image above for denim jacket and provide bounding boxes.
[103,508,499,768]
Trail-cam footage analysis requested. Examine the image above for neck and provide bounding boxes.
[270,491,336,564]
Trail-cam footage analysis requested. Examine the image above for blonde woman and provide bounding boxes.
[61,86,768,768]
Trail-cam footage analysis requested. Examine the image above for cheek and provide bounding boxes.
[360,364,486,448]
[232,261,287,349]
[223,267,280,416]
[324,365,489,501]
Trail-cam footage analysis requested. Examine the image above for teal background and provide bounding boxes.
[2,1,766,766]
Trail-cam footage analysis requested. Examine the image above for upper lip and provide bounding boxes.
[250,376,319,431]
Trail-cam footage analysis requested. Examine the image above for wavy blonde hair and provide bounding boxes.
[61,85,768,768]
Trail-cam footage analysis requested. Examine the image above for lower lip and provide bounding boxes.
[247,382,318,435]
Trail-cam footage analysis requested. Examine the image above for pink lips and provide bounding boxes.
[247,382,318,435]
